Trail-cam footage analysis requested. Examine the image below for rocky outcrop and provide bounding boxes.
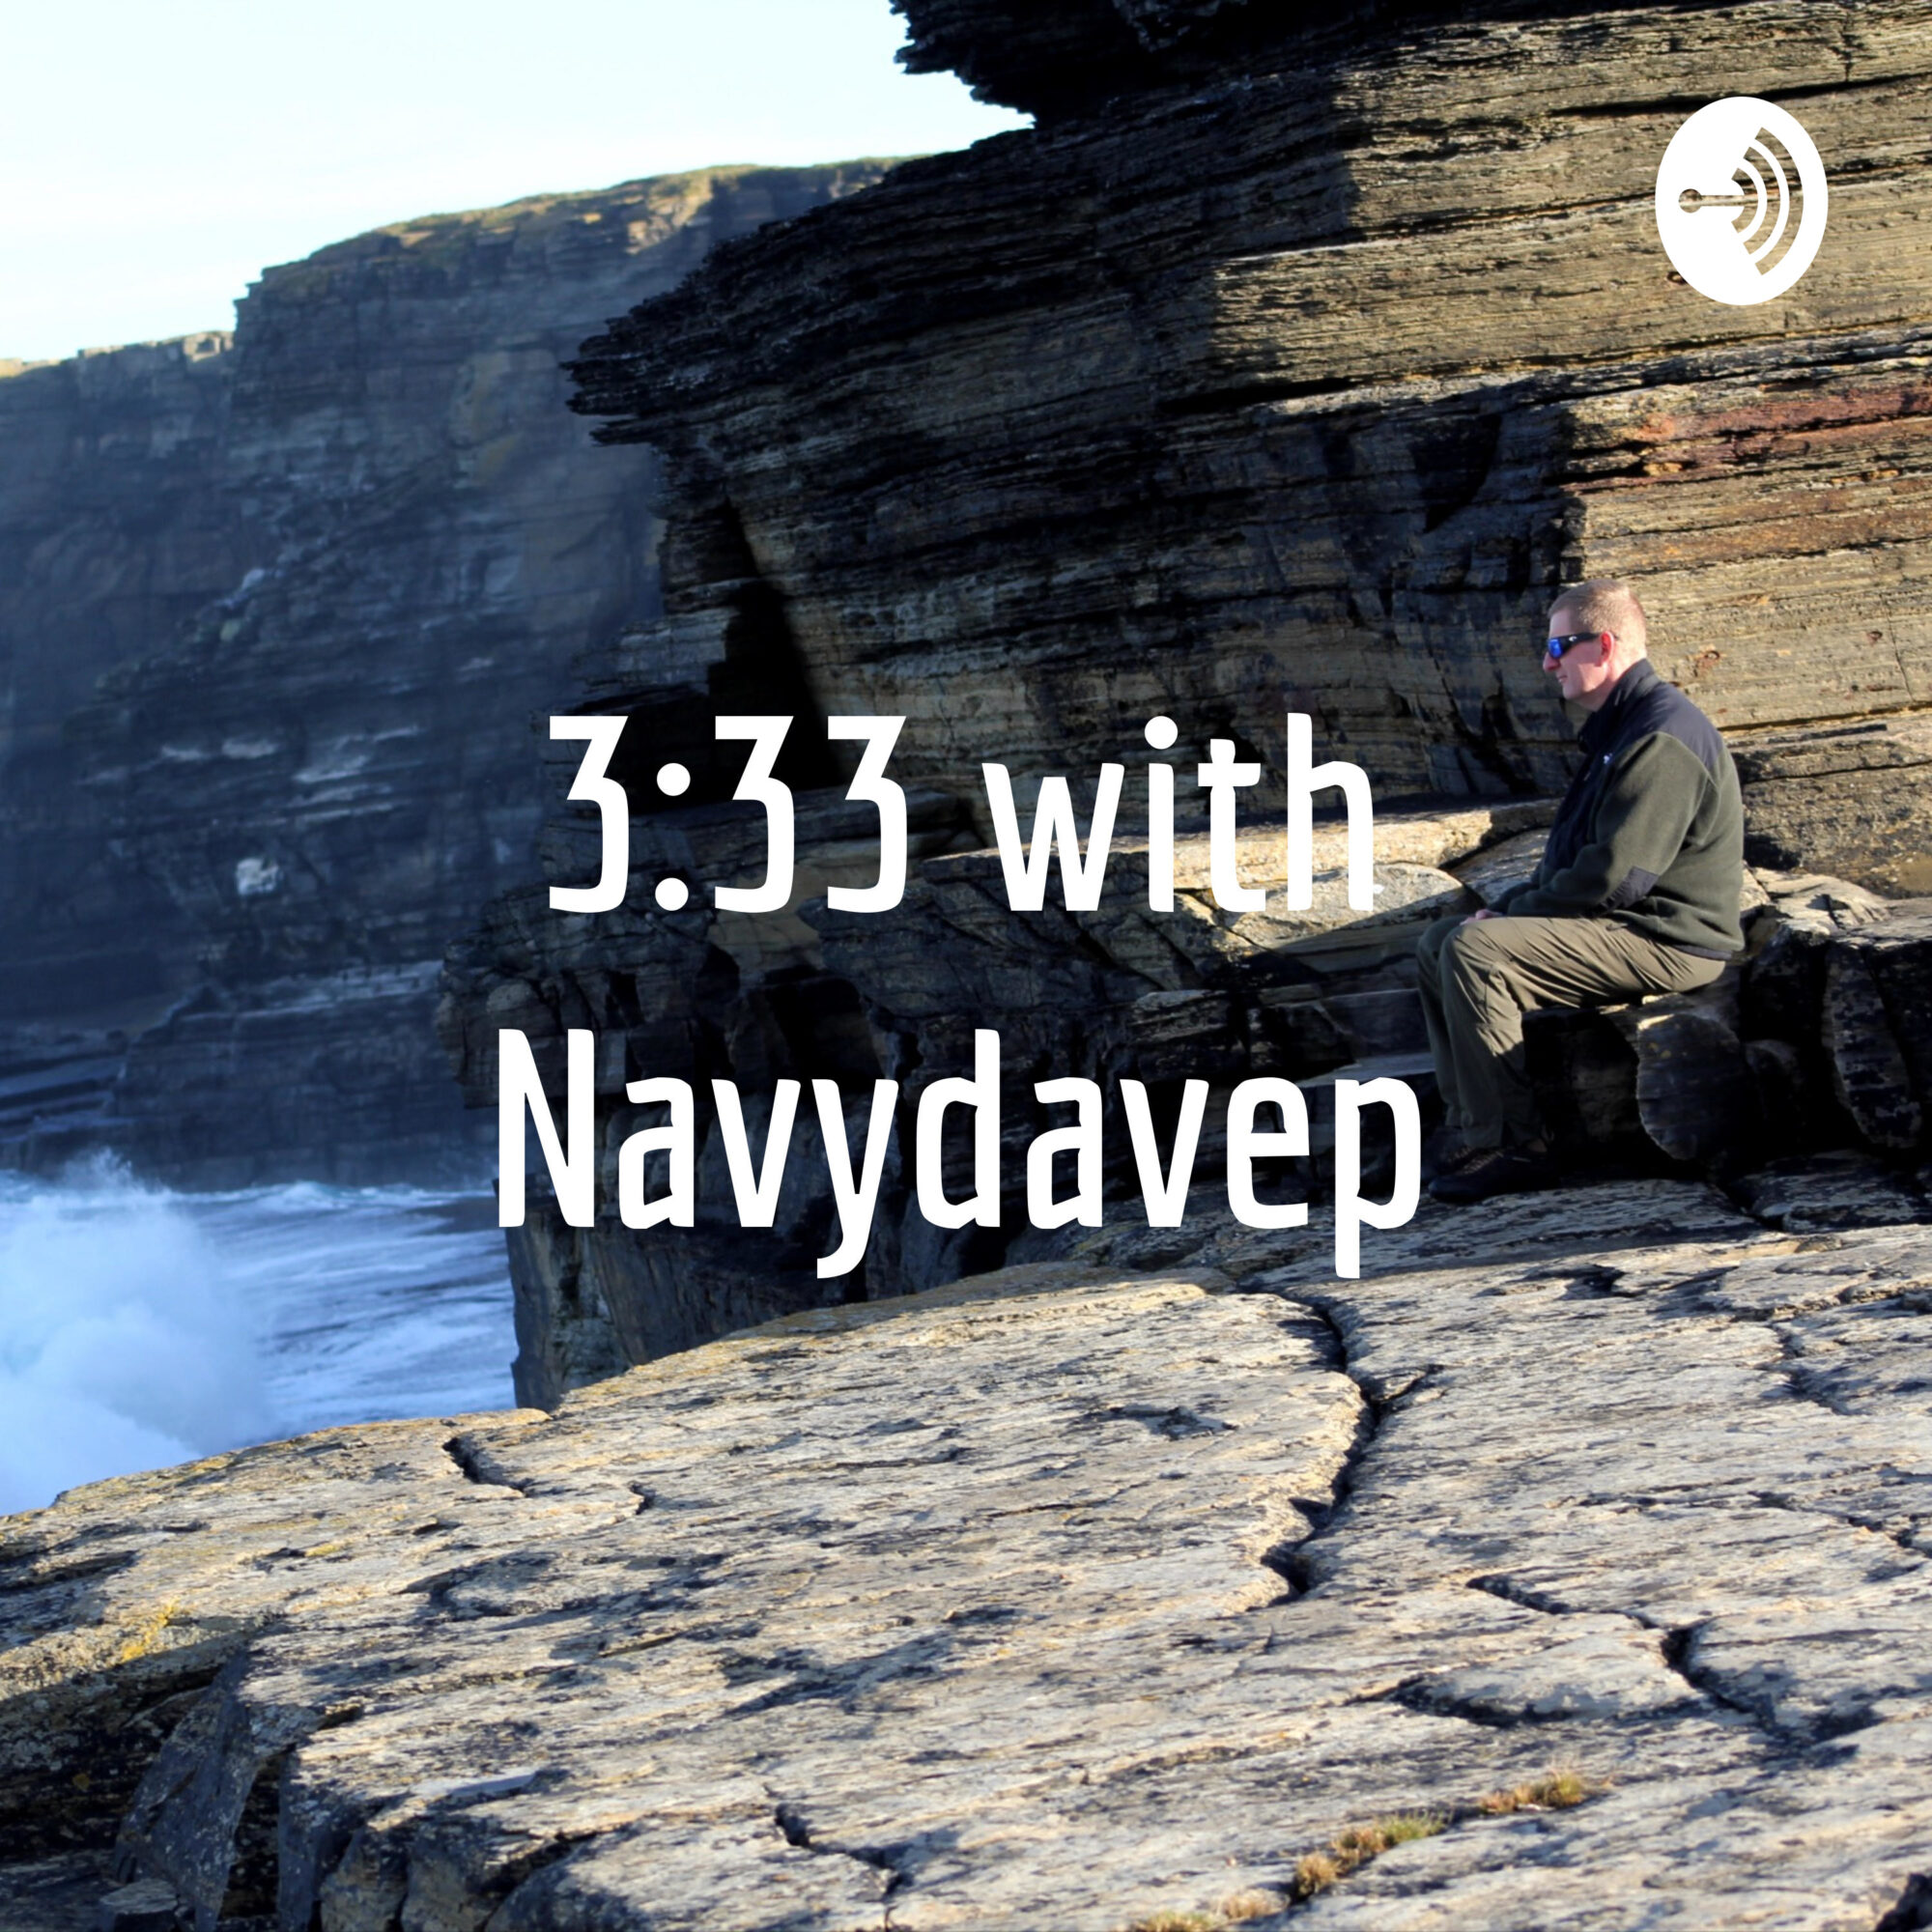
[8,1175,1932,1929]
[443,0,1932,1396]
[890,0,1670,119]
[448,758,1932,1406]
[570,1,1932,833]
[0,165,886,1184]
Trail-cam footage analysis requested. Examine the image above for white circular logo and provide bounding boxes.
[1655,98,1829,305]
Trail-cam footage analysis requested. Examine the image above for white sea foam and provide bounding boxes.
[0,1161,268,1514]
[0,1162,515,1517]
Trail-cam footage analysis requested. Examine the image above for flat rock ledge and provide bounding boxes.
[7,1179,1932,1931]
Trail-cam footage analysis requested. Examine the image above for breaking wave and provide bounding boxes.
[0,1160,514,1516]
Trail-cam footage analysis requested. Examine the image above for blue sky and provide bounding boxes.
[0,0,1025,363]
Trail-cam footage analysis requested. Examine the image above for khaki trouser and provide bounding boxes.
[1415,914,1726,1149]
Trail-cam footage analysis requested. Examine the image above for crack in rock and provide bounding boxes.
[1259,1294,1394,1598]
[1658,1623,1808,1736]
[1877,1871,1932,1930]
[772,1799,907,1910]
[443,1433,539,1495]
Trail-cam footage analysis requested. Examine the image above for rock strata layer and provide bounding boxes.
[572,0,1932,853]
[6,1178,1932,1928]
[0,332,243,1032]
[447,0,1932,1389]
[450,772,1932,1406]
[0,165,884,1183]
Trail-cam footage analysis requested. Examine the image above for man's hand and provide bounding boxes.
[1462,907,1501,923]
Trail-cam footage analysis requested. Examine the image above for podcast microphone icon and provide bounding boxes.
[1656,98,1829,305]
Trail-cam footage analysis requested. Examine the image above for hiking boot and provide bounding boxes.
[1422,1126,1485,1182]
[1428,1142,1557,1205]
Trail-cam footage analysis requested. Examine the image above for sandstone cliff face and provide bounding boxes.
[8,1181,1932,1929]
[0,166,886,1183]
[445,0,1932,1397]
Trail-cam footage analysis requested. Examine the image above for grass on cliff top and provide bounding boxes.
[1290,1771,1607,1903]
[1292,1811,1447,1902]
[1129,1890,1283,1932]
[1476,1768,1605,1815]
[1127,1770,1607,1924]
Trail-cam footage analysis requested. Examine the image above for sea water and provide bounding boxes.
[0,1160,516,1517]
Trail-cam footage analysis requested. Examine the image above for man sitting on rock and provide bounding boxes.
[1416,579,1745,1204]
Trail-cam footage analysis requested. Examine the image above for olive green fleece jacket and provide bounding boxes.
[1493,659,1745,957]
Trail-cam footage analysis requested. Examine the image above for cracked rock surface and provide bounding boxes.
[7,1181,1932,1928]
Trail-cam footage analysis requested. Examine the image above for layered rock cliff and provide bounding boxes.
[443,0,1932,1400]
[571,0,1932,850]
[0,165,886,1183]
[0,334,250,1078]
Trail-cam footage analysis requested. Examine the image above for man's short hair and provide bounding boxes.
[1550,579,1648,655]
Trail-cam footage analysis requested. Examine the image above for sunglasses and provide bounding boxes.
[1544,631,1608,660]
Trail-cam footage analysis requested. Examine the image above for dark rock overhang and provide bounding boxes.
[890,0,1739,121]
